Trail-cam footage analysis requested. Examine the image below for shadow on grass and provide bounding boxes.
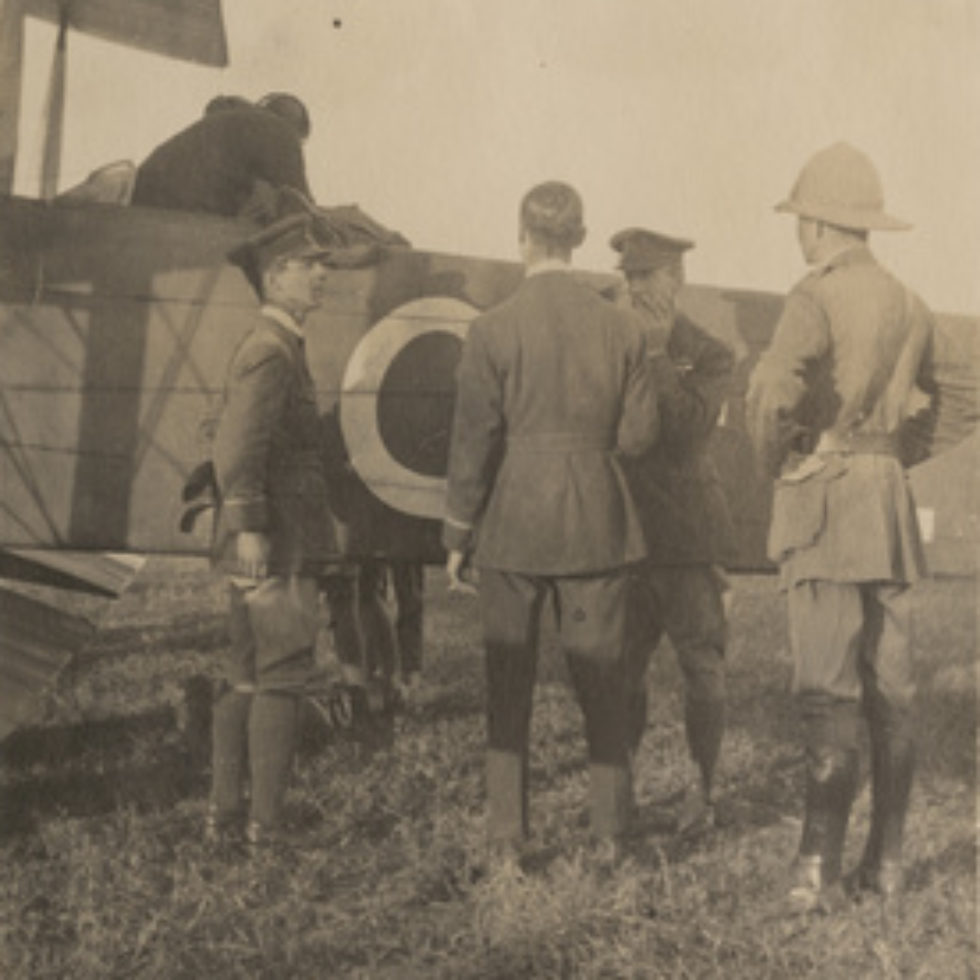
[0,710,207,838]
[0,705,181,770]
[72,617,227,669]
[1,672,215,838]
[0,694,403,840]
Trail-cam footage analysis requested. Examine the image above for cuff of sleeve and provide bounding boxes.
[222,497,268,533]
[442,519,474,554]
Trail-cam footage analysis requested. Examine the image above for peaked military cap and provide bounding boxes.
[228,189,332,294]
[610,227,694,273]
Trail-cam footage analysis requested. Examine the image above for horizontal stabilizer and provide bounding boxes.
[0,549,145,597]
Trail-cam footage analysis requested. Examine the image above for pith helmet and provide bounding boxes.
[610,227,694,273]
[776,142,910,231]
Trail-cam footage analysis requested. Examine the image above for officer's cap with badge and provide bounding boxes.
[610,227,694,274]
[227,189,334,297]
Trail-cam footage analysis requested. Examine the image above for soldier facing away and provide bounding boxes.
[747,142,934,917]
[610,228,736,834]
[443,181,661,868]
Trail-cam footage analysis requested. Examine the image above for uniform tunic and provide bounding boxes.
[747,244,934,707]
[444,270,658,573]
[621,313,736,566]
[747,245,932,589]
[212,308,338,681]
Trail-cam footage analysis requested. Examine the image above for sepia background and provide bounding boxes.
[12,0,980,313]
[3,3,977,977]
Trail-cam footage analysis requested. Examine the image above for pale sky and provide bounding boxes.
[13,0,980,313]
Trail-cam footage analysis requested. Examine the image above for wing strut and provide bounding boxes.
[39,1,67,199]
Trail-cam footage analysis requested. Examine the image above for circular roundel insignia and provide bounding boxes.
[340,296,479,520]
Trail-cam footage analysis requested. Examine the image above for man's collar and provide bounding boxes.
[260,304,304,339]
[814,242,871,275]
[525,258,572,278]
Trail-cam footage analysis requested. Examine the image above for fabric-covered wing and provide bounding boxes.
[24,0,227,66]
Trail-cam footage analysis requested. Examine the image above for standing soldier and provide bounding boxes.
[443,181,660,867]
[206,202,348,849]
[609,228,736,834]
[747,142,933,915]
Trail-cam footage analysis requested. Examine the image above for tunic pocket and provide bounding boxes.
[767,456,848,563]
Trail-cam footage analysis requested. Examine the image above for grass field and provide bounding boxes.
[1,561,976,979]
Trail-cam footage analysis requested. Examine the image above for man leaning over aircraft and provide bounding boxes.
[609,228,736,835]
[131,92,312,219]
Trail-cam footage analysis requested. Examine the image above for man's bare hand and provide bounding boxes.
[236,531,271,580]
[446,549,478,596]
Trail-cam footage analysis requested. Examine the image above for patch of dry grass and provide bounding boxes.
[1,564,976,978]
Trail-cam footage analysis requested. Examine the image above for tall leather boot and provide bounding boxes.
[392,562,424,679]
[486,748,528,847]
[589,762,634,867]
[627,686,648,758]
[677,695,724,833]
[857,702,915,914]
[788,744,859,914]
[207,685,251,840]
[360,577,397,686]
[247,691,299,846]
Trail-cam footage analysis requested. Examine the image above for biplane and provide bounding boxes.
[1,0,977,740]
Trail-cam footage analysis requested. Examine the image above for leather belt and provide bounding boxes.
[815,430,898,456]
[506,432,611,453]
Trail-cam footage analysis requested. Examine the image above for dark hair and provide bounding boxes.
[204,95,252,116]
[520,181,586,249]
[258,92,311,139]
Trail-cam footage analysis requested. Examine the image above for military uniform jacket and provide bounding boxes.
[620,312,736,565]
[747,245,934,586]
[211,310,338,577]
[443,269,660,575]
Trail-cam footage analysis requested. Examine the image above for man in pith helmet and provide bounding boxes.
[609,227,735,835]
[747,142,935,917]
[443,181,660,868]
